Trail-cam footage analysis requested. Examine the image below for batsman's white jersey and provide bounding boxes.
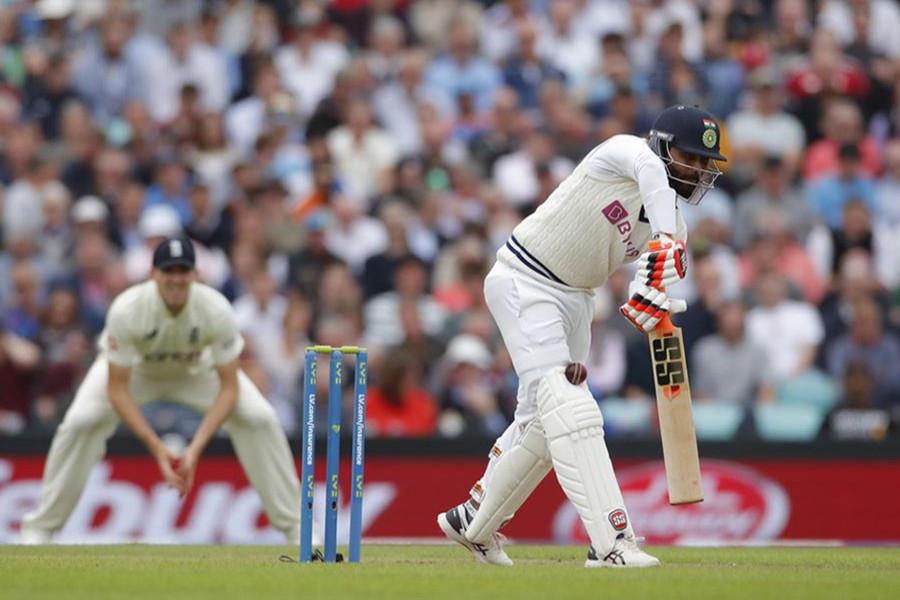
[21,281,303,544]
[498,134,687,290]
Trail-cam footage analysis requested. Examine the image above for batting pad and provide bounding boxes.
[465,421,553,544]
[538,367,630,555]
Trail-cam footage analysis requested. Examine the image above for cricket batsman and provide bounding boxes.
[438,105,727,566]
[20,237,305,545]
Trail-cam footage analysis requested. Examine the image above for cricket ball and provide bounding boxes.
[565,362,587,385]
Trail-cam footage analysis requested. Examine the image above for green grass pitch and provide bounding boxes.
[3,544,899,600]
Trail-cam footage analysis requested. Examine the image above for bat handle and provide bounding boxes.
[648,238,676,333]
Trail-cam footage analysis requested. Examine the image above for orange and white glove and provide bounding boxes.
[619,281,687,333]
[635,233,688,289]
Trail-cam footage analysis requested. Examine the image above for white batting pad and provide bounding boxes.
[538,367,632,555]
[465,421,553,544]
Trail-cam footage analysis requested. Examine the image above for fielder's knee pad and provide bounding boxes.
[538,367,631,555]
[465,420,553,544]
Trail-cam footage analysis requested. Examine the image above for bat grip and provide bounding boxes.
[648,238,676,333]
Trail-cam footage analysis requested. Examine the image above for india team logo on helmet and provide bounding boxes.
[701,119,718,149]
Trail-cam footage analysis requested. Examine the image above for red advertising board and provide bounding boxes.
[2,455,898,544]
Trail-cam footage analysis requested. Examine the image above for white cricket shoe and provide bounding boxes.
[584,534,660,568]
[16,523,52,545]
[437,505,513,566]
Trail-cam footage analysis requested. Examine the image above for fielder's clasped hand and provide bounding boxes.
[619,281,687,333]
[635,233,687,289]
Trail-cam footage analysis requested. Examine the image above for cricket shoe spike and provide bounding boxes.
[437,505,513,566]
[585,534,660,568]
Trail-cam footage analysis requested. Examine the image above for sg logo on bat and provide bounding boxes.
[652,335,685,397]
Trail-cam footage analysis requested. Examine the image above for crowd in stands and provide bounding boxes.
[1,0,899,442]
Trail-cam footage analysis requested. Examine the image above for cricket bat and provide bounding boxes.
[648,292,703,505]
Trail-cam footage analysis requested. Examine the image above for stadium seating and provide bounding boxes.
[776,370,840,412]
[753,404,827,441]
[691,403,746,441]
[599,398,654,437]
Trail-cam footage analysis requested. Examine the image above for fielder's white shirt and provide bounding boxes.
[100,280,245,378]
[497,134,687,290]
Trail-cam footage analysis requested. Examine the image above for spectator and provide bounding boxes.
[224,58,283,155]
[325,194,392,276]
[801,98,880,182]
[140,22,230,125]
[818,249,894,350]
[38,180,75,274]
[185,182,234,253]
[692,301,775,405]
[22,51,78,141]
[825,295,900,409]
[874,138,900,227]
[674,254,728,359]
[33,286,89,430]
[144,153,192,227]
[252,294,314,434]
[0,326,42,435]
[468,87,523,178]
[746,273,825,381]
[424,16,502,116]
[536,0,598,88]
[823,360,893,441]
[364,14,407,85]
[364,254,448,350]
[435,333,507,438]
[367,350,438,437]
[326,97,399,205]
[185,112,240,211]
[274,11,350,120]
[738,213,826,304]
[69,16,141,124]
[109,181,147,252]
[286,211,344,303]
[807,197,898,289]
[818,0,900,60]
[361,201,420,300]
[502,19,566,112]
[3,149,52,240]
[233,267,288,350]
[806,142,878,230]
[4,261,45,341]
[731,155,815,250]
[726,67,806,181]
[373,48,452,157]
[492,127,574,214]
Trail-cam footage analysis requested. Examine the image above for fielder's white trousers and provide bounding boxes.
[474,260,594,488]
[21,358,302,543]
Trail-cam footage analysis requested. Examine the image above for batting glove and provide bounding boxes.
[635,233,688,289]
[619,281,687,333]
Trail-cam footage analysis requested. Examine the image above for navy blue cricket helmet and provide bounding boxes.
[649,105,727,204]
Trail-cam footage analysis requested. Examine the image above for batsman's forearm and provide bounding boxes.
[109,389,164,456]
[189,386,237,455]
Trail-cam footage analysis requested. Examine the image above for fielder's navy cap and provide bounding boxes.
[153,237,196,270]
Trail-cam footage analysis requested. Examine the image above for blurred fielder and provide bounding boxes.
[20,237,305,545]
[438,105,727,567]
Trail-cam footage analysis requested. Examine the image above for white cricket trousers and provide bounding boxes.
[475,260,594,484]
[486,261,595,424]
[21,358,302,542]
